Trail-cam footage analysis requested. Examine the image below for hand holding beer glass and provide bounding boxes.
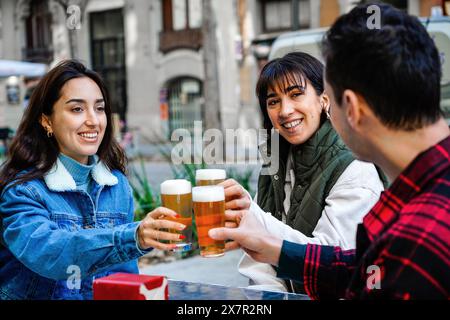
[160,179,193,252]
[192,186,226,257]
[137,206,187,251]
[196,169,250,210]
[195,169,251,251]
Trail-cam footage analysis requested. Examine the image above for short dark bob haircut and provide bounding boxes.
[256,52,325,130]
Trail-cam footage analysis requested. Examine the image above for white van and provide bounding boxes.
[269,17,450,121]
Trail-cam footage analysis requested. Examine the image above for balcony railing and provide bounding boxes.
[159,28,203,54]
[22,47,54,64]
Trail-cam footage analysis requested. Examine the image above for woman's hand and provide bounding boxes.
[218,179,251,250]
[137,207,186,251]
[219,179,251,212]
[209,210,283,266]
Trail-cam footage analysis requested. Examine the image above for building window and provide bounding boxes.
[23,0,53,63]
[160,0,203,53]
[162,0,202,31]
[360,0,408,11]
[90,9,127,122]
[261,0,310,33]
[167,77,203,134]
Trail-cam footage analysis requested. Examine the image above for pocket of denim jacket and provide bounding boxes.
[95,212,128,229]
[50,212,84,231]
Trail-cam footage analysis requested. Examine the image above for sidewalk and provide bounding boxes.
[139,249,249,288]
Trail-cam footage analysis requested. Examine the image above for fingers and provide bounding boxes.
[224,184,247,200]
[225,210,245,221]
[225,221,238,228]
[140,217,186,235]
[147,218,186,231]
[222,182,251,210]
[224,209,245,224]
[142,238,179,251]
[225,241,240,251]
[208,227,238,241]
[138,212,188,251]
[148,207,179,219]
[138,225,185,251]
[208,227,227,240]
[144,228,183,242]
[225,198,251,210]
[219,178,240,189]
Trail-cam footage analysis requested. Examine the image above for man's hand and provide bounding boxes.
[209,210,283,266]
[137,207,186,251]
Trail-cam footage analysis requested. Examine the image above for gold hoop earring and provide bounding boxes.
[47,130,53,138]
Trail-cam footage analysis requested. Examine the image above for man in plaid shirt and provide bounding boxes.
[210,3,449,299]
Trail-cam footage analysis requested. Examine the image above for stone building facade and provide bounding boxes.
[0,0,442,143]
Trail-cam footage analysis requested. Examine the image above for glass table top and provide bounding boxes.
[168,279,310,300]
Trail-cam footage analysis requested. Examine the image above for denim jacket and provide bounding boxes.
[0,158,148,300]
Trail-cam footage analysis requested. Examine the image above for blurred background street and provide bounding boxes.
[1,0,448,144]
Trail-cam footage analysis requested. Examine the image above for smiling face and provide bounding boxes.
[40,77,107,164]
[266,77,327,146]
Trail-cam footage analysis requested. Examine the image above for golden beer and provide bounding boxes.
[195,169,226,186]
[192,186,225,257]
[160,179,193,252]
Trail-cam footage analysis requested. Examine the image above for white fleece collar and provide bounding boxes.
[44,157,118,192]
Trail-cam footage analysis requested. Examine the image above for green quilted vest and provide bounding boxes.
[257,120,354,293]
[257,120,355,235]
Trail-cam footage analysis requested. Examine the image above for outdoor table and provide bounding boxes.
[167,279,310,300]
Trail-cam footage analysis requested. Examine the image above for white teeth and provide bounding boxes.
[282,120,302,129]
[79,133,98,139]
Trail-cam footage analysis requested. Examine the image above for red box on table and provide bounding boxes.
[93,273,168,300]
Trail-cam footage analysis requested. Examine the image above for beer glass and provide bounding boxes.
[195,169,226,186]
[160,179,193,252]
[192,185,226,257]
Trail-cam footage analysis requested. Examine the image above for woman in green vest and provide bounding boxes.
[222,52,386,293]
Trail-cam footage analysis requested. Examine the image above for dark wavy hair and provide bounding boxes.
[256,52,326,130]
[0,59,127,192]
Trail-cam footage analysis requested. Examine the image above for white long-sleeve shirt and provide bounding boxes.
[238,159,385,292]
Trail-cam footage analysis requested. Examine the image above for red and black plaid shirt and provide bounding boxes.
[277,136,450,299]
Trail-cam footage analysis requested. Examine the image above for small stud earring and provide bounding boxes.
[322,104,331,119]
[46,127,53,138]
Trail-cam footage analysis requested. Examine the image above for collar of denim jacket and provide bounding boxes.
[44,155,118,192]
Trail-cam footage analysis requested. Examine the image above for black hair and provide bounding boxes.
[256,52,325,130]
[322,2,442,130]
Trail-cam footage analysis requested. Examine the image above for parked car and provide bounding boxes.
[269,17,450,122]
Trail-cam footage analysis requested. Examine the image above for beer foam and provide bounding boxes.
[195,169,226,181]
[192,186,225,202]
[160,179,192,195]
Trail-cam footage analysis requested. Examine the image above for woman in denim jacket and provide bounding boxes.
[0,60,185,300]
